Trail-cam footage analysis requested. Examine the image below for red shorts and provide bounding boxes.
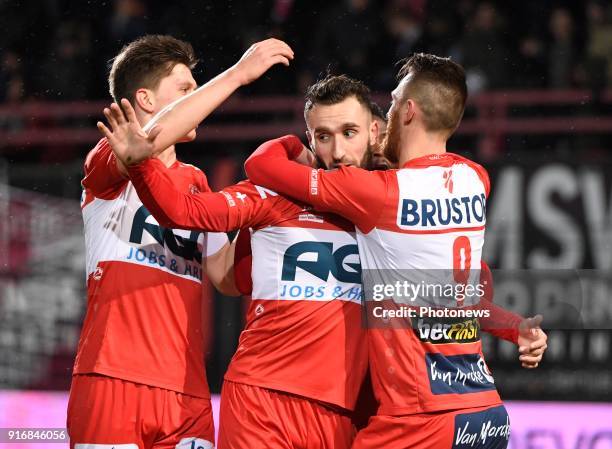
[353,404,509,449]
[67,374,215,449]
[218,380,355,449]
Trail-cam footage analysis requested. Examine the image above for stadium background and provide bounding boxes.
[1,0,611,447]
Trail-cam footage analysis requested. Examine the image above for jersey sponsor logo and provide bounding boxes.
[414,316,481,344]
[452,405,510,449]
[443,169,454,193]
[278,241,362,302]
[399,194,487,228]
[426,353,496,395]
[129,205,202,264]
[125,205,203,280]
[281,241,361,284]
[310,169,318,195]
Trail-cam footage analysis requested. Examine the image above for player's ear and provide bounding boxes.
[369,119,379,146]
[134,88,155,114]
[403,100,416,126]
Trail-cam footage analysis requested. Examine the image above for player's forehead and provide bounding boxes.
[161,63,196,88]
[307,96,370,132]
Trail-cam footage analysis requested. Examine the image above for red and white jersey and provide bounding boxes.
[75,138,227,398]
[127,160,368,411]
[245,136,524,416]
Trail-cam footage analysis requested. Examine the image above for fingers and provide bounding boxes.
[97,121,114,142]
[519,338,547,354]
[120,98,138,124]
[519,354,542,364]
[103,107,119,132]
[521,362,539,369]
[269,55,291,67]
[529,337,547,352]
[256,38,294,60]
[110,102,127,125]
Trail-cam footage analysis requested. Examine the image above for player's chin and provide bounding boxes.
[179,129,197,142]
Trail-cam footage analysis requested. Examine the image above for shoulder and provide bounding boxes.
[83,138,112,174]
[449,153,490,197]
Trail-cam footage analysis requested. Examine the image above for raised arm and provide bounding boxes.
[244,135,388,232]
[98,38,294,166]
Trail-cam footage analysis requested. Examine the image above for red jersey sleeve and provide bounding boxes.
[127,158,284,233]
[474,260,522,344]
[244,135,389,232]
[81,138,128,199]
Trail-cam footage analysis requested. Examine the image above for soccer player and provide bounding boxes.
[97,75,379,449]
[69,35,294,449]
[244,54,548,448]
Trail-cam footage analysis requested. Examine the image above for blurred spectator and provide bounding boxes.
[459,2,508,92]
[548,8,579,88]
[41,21,92,100]
[515,34,547,88]
[0,50,24,130]
[376,1,424,89]
[309,0,384,88]
[0,50,23,103]
[586,1,612,87]
[109,0,148,49]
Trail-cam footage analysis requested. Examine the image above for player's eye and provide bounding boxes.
[343,129,357,138]
[317,134,330,142]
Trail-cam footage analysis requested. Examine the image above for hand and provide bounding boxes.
[230,38,294,86]
[295,145,316,168]
[517,314,548,368]
[97,99,162,166]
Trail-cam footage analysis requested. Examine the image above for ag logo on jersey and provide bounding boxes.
[281,241,361,284]
[129,205,202,263]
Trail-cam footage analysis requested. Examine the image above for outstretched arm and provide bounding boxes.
[244,135,388,232]
[98,38,294,166]
[478,261,548,368]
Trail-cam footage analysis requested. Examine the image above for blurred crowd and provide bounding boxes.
[1,0,612,103]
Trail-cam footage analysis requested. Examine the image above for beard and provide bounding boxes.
[363,141,394,170]
[382,110,401,165]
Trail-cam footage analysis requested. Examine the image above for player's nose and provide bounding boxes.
[331,139,346,162]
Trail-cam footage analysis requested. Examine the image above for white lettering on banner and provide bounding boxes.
[484,165,612,270]
[527,165,582,268]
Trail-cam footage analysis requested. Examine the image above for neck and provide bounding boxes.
[398,129,447,167]
[136,109,177,168]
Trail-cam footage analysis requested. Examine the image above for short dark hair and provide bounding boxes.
[369,100,387,122]
[397,53,467,136]
[304,74,373,118]
[109,35,198,104]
